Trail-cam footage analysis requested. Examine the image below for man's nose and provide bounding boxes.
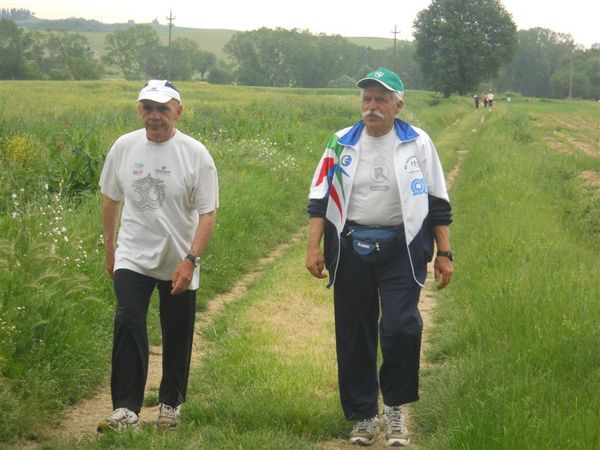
[148,108,162,118]
[366,98,378,109]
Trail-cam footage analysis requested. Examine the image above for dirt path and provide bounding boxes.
[40,230,304,445]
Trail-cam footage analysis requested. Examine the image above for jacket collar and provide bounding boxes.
[338,118,420,147]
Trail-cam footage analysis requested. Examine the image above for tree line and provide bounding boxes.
[1,0,598,100]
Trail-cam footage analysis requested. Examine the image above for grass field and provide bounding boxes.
[0,83,598,448]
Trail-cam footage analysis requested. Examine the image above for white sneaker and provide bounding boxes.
[97,407,139,432]
[156,403,181,428]
[349,416,380,445]
[383,405,410,446]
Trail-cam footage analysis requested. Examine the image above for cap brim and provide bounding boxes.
[137,92,175,103]
[356,77,398,92]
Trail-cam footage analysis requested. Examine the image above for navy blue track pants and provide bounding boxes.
[333,238,423,420]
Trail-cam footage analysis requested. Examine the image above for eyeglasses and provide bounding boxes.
[141,104,172,114]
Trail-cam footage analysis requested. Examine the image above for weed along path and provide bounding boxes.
[42,230,305,445]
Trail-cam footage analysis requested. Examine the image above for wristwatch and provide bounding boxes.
[437,250,454,261]
[185,254,199,267]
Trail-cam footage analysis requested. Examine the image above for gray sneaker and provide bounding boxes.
[156,403,181,428]
[349,416,380,445]
[383,405,410,446]
[97,407,140,432]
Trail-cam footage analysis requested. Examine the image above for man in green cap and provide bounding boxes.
[306,67,453,446]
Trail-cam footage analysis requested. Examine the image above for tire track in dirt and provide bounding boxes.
[30,230,305,446]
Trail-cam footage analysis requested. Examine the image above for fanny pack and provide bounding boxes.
[344,224,403,264]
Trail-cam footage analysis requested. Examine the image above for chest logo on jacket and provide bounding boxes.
[341,155,353,167]
[132,174,166,210]
[404,155,421,174]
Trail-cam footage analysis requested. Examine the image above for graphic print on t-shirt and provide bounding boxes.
[369,151,391,192]
[132,173,165,210]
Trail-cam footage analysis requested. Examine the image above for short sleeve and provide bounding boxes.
[99,147,124,201]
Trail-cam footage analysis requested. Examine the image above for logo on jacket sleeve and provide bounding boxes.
[411,178,427,196]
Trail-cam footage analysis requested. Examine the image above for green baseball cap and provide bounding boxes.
[357,67,404,94]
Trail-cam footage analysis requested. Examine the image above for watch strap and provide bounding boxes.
[185,254,198,267]
[437,250,453,261]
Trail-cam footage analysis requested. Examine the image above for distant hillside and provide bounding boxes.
[12,15,393,58]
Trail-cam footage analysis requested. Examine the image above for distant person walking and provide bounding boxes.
[97,80,219,431]
[487,90,495,109]
[474,94,480,109]
[305,67,453,446]
[483,93,489,108]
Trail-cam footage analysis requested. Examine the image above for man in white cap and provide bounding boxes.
[306,68,453,446]
[97,80,219,431]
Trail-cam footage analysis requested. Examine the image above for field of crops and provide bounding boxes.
[0,82,598,448]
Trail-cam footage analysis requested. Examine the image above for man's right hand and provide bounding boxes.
[105,250,115,279]
[305,248,327,279]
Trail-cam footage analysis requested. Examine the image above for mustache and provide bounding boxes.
[362,110,385,119]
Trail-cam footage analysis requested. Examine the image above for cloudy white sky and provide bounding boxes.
[8,0,600,47]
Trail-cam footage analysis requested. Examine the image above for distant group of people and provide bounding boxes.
[473,89,494,109]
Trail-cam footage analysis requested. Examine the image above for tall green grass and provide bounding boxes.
[416,105,600,449]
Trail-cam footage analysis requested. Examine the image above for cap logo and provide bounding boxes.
[375,71,385,78]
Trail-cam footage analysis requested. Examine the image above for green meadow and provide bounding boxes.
[0,82,598,449]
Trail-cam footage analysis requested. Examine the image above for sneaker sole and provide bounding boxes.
[350,436,375,446]
[385,436,410,447]
[97,420,140,433]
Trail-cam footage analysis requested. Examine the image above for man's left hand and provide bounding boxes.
[434,256,453,289]
[171,260,194,295]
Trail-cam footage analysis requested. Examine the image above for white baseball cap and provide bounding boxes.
[137,80,181,103]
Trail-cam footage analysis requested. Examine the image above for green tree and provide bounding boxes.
[167,37,201,80]
[224,28,395,88]
[43,31,103,79]
[197,51,217,80]
[0,19,32,79]
[583,55,600,99]
[551,70,591,99]
[496,28,574,98]
[413,0,517,97]
[207,62,235,84]
[103,24,164,80]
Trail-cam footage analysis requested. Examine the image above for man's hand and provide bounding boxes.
[306,247,327,279]
[434,256,453,289]
[171,260,194,295]
[105,249,115,279]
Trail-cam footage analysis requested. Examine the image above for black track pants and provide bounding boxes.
[111,269,196,414]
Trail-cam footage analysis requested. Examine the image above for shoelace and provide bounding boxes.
[159,404,178,418]
[111,408,133,421]
[386,409,405,432]
[354,418,376,433]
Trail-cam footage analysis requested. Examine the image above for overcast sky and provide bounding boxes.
[8,0,600,47]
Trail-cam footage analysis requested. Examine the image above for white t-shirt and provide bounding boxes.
[346,129,403,226]
[99,129,219,290]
